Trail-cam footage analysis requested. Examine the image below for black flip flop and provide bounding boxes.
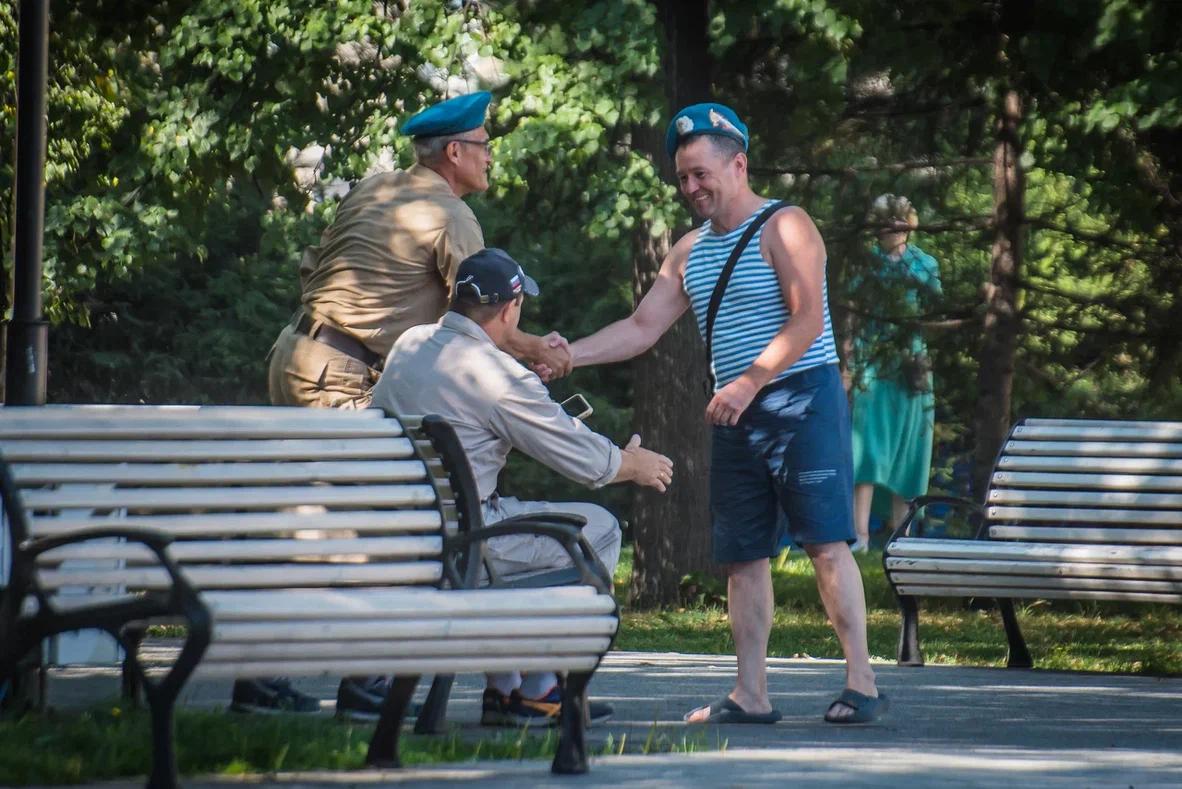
[824,688,889,724]
[684,696,783,724]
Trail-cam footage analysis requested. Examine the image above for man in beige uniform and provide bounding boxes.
[239,93,569,718]
[373,247,674,726]
[268,90,570,409]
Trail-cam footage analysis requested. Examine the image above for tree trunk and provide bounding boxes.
[971,89,1024,499]
[628,0,714,608]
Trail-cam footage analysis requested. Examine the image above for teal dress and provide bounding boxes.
[851,245,941,519]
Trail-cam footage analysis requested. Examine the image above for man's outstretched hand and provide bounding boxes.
[618,433,674,492]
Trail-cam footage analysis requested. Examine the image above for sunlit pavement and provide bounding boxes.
[48,648,1182,787]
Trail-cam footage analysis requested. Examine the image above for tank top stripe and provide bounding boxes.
[682,201,839,391]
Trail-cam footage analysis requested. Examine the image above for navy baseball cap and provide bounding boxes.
[665,102,749,158]
[401,91,492,138]
[454,248,540,304]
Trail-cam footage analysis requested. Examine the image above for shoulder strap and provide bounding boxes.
[704,200,789,391]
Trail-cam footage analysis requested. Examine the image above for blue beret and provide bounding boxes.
[665,102,749,159]
[401,91,492,138]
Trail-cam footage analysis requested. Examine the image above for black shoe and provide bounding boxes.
[480,688,512,727]
[336,676,390,721]
[230,678,320,714]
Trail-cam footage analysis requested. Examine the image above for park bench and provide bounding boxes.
[883,417,1182,668]
[0,404,618,788]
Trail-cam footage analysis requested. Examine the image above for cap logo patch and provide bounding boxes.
[675,115,694,136]
[509,273,522,294]
[709,108,740,136]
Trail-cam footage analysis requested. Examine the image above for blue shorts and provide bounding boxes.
[710,364,854,564]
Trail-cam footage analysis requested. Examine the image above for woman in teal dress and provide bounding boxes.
[850,194,941,552]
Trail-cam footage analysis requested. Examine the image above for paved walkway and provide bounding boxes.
[42,647,1182,787]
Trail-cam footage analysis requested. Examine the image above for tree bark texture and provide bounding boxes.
[627,0,715,608]
[971,89,1024,500]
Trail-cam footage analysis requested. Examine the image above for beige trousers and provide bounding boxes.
[267,323,378,409]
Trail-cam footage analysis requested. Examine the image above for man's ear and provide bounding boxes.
[733,151,748,177]
[498,301,516,324]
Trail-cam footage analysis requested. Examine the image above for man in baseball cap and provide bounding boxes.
[374,246,674,728]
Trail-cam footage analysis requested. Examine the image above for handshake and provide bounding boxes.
[527,331,573,382]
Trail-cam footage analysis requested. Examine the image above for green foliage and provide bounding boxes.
[4,0,1182,510]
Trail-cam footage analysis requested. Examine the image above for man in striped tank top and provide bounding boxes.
[567,103,887,725]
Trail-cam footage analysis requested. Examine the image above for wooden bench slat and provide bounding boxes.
[885,557,1182,581]
[988,525,1182,543]
[202,586,614,620]
[997,455,1182,474]
[21,483,439,511]
[205,637,614,662]
[213,615,619,643]
[12,461,429,486]
[887,537,1182,564]
[38,536,443,563]
[39,562,443,590]
[991,471,1182,491]
[1004,440,1182,458]
[0,438,415,462]
[0,405,387,420]
[192,655,603,679]
[1024,418,1182,431]
[893,584,1182,604]
[890,571,1180,593]
[0,419,404,440]
[985,506,1182,526]
[29,510,443,537]
[987,488,1182,508]
[1011,424,1182,442]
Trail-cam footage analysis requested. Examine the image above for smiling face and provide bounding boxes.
[674,135,746,221]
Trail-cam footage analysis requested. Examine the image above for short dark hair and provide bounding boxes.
[414,133,465,166]
[705,134,745,160]
[449,293,522,324]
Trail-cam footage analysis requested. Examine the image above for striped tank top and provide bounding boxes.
[682,201,839,391]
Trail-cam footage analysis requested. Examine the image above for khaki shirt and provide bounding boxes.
[299,164,485,357]
[373,312,622,500]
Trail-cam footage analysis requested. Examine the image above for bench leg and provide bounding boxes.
[896,596,924,667]
[366,675,419,768]
[998,599,1033,668]
[122,627,146,707]
[552,671,590,775]
[0,642,45,714]
[414,674,453,734]
[123,622,208,789]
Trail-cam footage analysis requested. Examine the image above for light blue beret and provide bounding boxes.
[665,102,749,158]
[401,91,492,138]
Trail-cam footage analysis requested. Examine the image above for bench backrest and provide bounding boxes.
[0,405,455,598]
[987,418,1182,546]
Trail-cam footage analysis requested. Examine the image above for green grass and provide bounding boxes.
[0,706,722,785]
[613,547,1182,676]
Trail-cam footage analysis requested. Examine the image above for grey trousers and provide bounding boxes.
[481,496,622,582]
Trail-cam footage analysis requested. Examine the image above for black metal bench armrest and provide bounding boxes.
[501,512,589,530]
[14,526,202,620]
[887,494,985,543]
[443,519,611,593]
